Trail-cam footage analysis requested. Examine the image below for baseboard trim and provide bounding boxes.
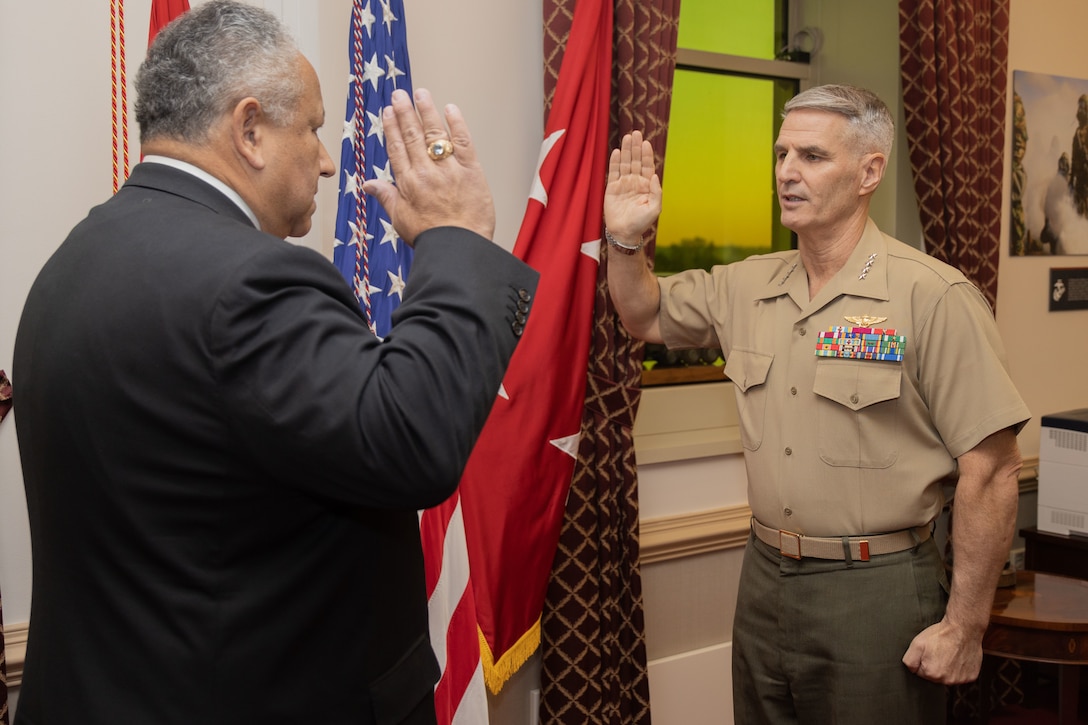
[3,619,27,688]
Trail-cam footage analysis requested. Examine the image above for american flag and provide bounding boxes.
[332,3,489,724]
[333,0,413,339]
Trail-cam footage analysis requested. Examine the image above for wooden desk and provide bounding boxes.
[979,570,1088,724]
[1021,526,1088,580]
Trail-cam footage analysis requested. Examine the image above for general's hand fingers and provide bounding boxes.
[443,102,479,167]
[639,140,657,180]
[608,147,622,183]
[627,130,645,178]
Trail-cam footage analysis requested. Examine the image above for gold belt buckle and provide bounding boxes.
[779,530,803,560]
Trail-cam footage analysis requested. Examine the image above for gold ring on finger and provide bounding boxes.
[426,138,454,161]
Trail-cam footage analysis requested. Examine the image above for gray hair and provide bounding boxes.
[783,84,894,158]
[135,0,303,143]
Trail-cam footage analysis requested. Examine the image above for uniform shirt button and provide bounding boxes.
[850,393,859,404]
[790,386,798,396]
[798,328,807,337]
[784,447,793,456]
[784,508,793,517]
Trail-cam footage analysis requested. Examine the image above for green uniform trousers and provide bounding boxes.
[732,531,949,724]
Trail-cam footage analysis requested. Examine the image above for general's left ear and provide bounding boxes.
[231,97,267,170]
[859,153,887,197]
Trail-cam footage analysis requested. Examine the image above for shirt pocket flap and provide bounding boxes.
[813,361,901,411]
[724,349,774,393]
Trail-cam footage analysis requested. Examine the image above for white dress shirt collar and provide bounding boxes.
[142,155,261,230]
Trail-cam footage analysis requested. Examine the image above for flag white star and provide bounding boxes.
[348,219,364,249]
[342,168,363,201]
[550,433,581,460]
[379,0,398,34]
[386,266,406,299]
[362,53,385,91]
[378,217,400,253]
[366,109,385,146]
[342,113,357,144]
[358,0,377,37]
[528,129,566,207]
[385,54,406,88]
[372,159,393,185]
[497,383,510,400]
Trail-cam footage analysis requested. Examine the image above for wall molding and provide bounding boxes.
[3,619,27,688]
[640,504,753,565]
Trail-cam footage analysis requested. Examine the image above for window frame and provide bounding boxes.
[641,46,811,388]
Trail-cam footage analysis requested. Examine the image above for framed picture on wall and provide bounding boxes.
[1011,69,1088,256]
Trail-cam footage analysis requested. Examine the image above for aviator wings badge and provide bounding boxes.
[844,315,888,327]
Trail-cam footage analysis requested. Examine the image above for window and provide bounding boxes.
[643,0,809,385]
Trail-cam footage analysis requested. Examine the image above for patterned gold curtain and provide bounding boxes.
[899,0,1011,307]
[539,2,680,723]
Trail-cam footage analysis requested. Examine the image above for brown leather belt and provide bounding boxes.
[750,517,931,562]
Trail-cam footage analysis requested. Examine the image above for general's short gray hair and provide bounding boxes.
[783,84,894,158]
[135,0,303,143]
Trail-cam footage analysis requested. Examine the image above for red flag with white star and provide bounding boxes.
[457,0,613,692]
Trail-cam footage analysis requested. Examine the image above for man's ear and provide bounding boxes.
[859,152,887,198]
[232,97,266,170]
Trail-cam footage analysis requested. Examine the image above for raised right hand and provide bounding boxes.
[603,131,663,244]
[363,88,496,246]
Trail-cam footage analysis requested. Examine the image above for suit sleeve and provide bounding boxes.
[210,227,539,509]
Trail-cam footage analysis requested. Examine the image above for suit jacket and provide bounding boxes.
[13,163,538,724]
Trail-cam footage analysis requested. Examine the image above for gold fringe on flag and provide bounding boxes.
[479,620,541,695]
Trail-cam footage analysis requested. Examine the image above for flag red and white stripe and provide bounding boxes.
[420,498,488,724]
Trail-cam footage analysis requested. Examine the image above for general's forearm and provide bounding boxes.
[946,475,1017,635]
[944,432,1023,636]
[607,249,663,343]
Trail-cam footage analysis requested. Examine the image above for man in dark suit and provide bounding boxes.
[12,2,537,723]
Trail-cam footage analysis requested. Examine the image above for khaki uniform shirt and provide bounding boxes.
[658,219,1030,536]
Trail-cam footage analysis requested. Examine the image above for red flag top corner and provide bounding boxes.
[149,0,190,43]
[457,0,614,695]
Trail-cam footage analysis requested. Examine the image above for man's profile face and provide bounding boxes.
[258,54,336,239]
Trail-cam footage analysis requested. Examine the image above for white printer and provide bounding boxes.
[1038,408,1088,536]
